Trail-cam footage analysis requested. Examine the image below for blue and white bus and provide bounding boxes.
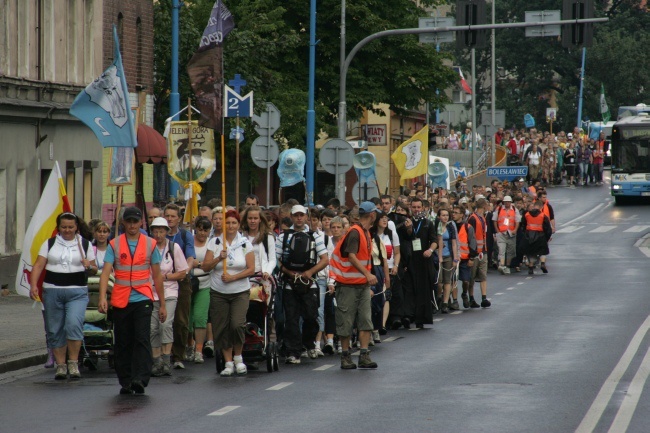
[610,114,650,204]
[617,103,650,120]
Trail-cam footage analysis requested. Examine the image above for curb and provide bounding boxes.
[0,350,47,375]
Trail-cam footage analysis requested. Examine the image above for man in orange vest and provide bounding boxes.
[521,201,552,275]
[98,207,166,395]
[451,204,478,309]
[492,196,521,275]
[329,201,378,370]
[537,191,556,234]
[468,198,491,308]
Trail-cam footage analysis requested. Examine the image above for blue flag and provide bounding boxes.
[69,26,137,148]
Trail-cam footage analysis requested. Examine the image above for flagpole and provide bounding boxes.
[235,114,240,209]
[115,186,123,238]
[221,133,227,273]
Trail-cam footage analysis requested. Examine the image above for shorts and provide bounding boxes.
[439,256,455,284]
[471,253,488,282]
[458,260,472,282]
[151,298,178,347]
[496,232,517,261]
[42,287,89,347]
[335,283,373,337]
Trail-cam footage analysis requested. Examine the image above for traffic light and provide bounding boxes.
[562,0,594,48]
[456,0,487,50]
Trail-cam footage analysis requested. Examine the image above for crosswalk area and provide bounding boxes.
[556,224,650,234]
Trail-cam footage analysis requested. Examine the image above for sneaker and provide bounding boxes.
[498,266,506,275]
[469,299,480,309]
[440,303,449,314]
[131,380,145,394]
[308,349,319,359]
[372,331,381,344]
[336,342,343,355]
[391,320,402,330]
[378,327,388,336]
[461,292,470,309]
[368,338,375,347]
[151,359,164,377]
[313,347,324,358]
[301,350,309,358]
[285,356,301,365]
[340,353,357,370]
[358,352,378,369]
[194,352,204,364]
[450,300,460,311]
[481,298,492,308]
[203,341,215,358]
[503,267,511,275]
[68,360,81,379]
[528,267,534,275]
[54,363,67,380]
[323,342,335,355]
[235,362,247,376]
[119,386,133,395]
[401,317,411,329]
[220,361,235,377]
[173,361,185,370]
[44,349,55,369]
[541,264,548,274]
[184,345,195,362]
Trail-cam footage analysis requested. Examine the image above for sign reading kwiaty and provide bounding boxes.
[167,121,216,184]
[363,124,387,146]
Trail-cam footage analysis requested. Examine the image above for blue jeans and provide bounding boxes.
[42,287,89,347]
[316,278,327,332]
[579,161,589,182]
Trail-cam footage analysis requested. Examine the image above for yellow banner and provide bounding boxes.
[390,125,429,185]
[167,121,216,185]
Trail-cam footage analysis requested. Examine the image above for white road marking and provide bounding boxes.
[556,225,585,233]
[433,318,443,322]
[208,406,240,416]
[576,315,650,433]
[494,293,504,296]
[589,225,617,233]
[624,225,650,233]
[313,364,334,371]
[506,287,514,291]
[526,277,533,280]
[266,382,293,391]
[608,347,650,433]
[409,327,420,331]
[383,336,399,342]
[449,311,462,315]
[517,282,525,285]
[560,203,605,227]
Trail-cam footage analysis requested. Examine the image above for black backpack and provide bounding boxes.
[281,230,317,272]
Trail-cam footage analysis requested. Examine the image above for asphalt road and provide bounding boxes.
[2,176,650,433]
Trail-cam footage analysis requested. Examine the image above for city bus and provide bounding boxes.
[610,114,650,204]
[617,103,650,120]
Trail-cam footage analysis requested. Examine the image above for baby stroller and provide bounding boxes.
[215,273,280,373]
[79,275,115,370]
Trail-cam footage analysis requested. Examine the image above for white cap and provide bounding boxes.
[503,196,513,202]
[475,194,485,200]
[291,205,308,215]
[459,197,469,204]
[150,217,170,229]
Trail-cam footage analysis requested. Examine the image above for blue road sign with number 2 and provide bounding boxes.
[224,85,253,118]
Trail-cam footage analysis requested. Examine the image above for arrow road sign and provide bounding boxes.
[253,102,281,136]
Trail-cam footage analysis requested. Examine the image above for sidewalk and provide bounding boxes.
[0,291,47,374]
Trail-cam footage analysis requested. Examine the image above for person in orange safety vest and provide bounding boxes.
[520,201,553,275]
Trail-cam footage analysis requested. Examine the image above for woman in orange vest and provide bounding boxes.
[521,201,553,275]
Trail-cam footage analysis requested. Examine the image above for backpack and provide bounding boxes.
[48,236,90,255]
[280,230,317,272]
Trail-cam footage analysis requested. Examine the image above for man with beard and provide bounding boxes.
[399,197,438,329]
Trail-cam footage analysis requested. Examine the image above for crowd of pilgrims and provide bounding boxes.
[36,177,554,381]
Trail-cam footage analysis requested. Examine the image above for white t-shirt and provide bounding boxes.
[38,235,96,289]
[207,233,253,294]
[193,243,211,288]
[247,233,277,276]
[379,229,400,270]
[156,241,189,300]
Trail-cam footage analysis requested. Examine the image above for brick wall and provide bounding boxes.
[103,0,154,96]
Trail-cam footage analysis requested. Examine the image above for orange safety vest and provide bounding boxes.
[525,212,545,232]
[541,201,551,219]
[329,225,372,285]
[110,234,156,308]
[469,213,487,252]
[458,223,470,260]
[497,206,517,233]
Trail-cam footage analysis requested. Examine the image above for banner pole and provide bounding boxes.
[221,133,227,273]
[235,115,240,209]
[187,99,194,224]
[115,186,123,238]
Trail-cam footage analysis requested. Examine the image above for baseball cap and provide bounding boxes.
[485,187,492,192]
[475,194,485,200]
[518,177,526,182]
[122,206,142,221]
[567,132,573,139]
[503,196,513,202]
[359,201,379,215]
[291,205,308,215]
[459,197,469,204]
[150,217,170,230]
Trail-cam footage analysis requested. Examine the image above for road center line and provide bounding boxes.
[560,203,604,227]
[575,315,650,433]
[433,318,443,322]
[208,405,240,416]
[517,282,524,285]
[383,336,399,342]
[608,347,650,433]
[313,364,334,371]
[494,292,504,296]
[266,382,293,391]
[506,287,515,291]
[449,311,462,315]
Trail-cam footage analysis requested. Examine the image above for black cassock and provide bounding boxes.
[400,217,437,325]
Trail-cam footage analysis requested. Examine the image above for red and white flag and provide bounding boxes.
[15,162,72,298]
[455,67,473,94]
